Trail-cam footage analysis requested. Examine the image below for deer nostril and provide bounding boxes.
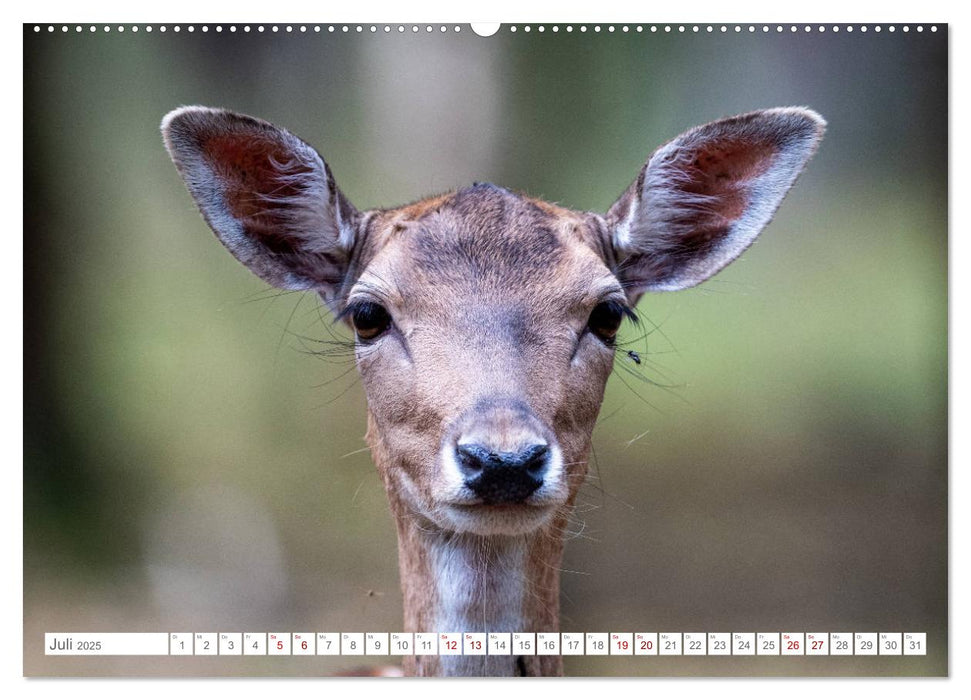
[455,442,549,504]
[519,444,550,474]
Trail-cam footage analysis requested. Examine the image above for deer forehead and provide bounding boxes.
[355,184,619,318]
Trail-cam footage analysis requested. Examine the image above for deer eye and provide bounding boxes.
[587,300,630,345]
[350,301,391,341]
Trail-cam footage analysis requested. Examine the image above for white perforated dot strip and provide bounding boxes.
[32,24,941,35]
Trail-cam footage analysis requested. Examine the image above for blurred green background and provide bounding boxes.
[24,24,946,676]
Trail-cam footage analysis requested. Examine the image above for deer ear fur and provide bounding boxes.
[606,107,825,297]
[162,106,359,301]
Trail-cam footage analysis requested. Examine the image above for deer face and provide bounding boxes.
[346,187,624,535]
[163,106,823,537]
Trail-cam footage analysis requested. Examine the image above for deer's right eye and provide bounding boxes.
[350,301,391,341]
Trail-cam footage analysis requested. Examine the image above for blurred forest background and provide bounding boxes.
[24,24,946,676]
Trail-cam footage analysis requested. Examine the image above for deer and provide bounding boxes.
[162,105,824,676]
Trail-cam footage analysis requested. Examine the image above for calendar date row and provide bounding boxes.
[45,632,926,656]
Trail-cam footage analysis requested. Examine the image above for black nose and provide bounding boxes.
[456,443,549,504]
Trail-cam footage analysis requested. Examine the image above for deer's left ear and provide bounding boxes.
[606,108,825,298]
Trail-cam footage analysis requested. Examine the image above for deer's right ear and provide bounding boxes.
[162,106,359,301]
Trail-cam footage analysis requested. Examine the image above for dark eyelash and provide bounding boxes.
[606,300,639,324]
[335,299,372,323]
[594,300,640,332]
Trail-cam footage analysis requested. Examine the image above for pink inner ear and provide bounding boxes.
[612,108,824,293]
[202,132,316,252]
[661,139,779,251]
[682,141,776,218]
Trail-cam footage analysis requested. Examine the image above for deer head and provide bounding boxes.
[162,106,824,675]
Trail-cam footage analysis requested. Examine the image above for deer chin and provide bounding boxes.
[439,502,560,536]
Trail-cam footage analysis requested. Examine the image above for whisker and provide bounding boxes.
[274,292,306,364]
[309,371,362,408]
[624,428,651,447]
[341,445,373,459]
[610,364,668,415]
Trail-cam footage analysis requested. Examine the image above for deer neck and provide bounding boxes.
[388,488,566,677]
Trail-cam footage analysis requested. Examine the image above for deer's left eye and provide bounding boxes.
[587,301,630,345]
[350,301,392,341]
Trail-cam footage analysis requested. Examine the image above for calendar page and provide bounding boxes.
[23,19,947,678]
